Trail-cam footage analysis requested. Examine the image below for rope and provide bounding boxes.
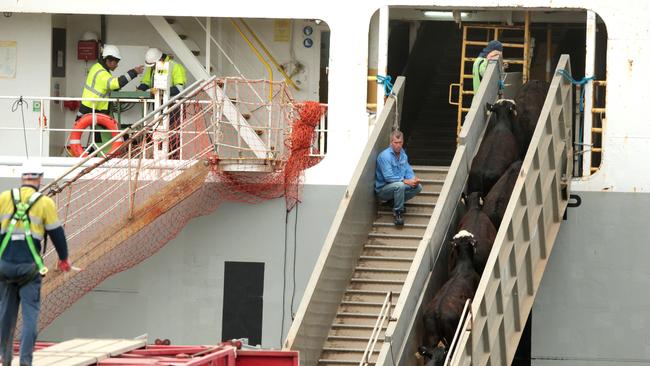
[557,69,594,112]
[11,97,30,158]
[376,74,394,97]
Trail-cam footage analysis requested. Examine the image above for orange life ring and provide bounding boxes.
[68,114,123,157]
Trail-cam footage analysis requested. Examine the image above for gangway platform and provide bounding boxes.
[287,55,574,366]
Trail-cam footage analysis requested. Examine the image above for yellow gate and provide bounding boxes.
[449,13,531,136]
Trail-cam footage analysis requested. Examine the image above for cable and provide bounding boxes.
[290,202,298,320]
[280,209,289,347]
[11,97,30,158]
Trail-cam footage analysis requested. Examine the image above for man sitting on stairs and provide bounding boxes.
[375,130,422,226]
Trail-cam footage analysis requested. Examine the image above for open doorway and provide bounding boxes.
[377,8,607,168]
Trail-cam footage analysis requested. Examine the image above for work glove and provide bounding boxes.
[58,259,71,272]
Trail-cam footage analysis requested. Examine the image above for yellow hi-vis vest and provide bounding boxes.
[81,62,122,111]
[141,55,187,91]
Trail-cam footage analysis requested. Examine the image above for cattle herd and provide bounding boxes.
[417,80,550,365]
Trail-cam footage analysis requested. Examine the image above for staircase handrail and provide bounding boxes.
[451,54,573,365]
[238,18,300,91]
[360,292,393,366]
[284,77,406,365]
[40,76,217,196]
[194,17,267,105]
[229,19,274,102]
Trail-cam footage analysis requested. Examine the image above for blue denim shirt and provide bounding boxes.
[375,146,415,192]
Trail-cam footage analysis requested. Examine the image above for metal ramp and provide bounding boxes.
[318,164,446,366]
[372,56,572,366]
[448,54,573,366]
[285,62,510,366]
[288,55,573,366]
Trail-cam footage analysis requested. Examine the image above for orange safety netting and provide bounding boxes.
[32,78,325,332]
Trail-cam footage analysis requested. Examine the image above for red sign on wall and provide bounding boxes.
[77,40,98,61]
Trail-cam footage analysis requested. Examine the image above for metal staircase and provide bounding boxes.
[318,165,446,366]
[147,16,268,159]
[288,52,574,366]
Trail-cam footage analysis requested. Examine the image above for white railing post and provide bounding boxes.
[582,10,596,176]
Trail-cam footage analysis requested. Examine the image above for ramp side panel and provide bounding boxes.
[454,55,573,365]
[285,78,406,366]
[376,61,509,366]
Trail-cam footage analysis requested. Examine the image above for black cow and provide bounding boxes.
[483,160,523,228]
[416,344,448,366]
[513,80,550,156]
[422,231,480,351]
[468,99,520,196]
[447,192,497,275]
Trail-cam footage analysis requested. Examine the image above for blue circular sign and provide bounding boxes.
[303,38,314,48]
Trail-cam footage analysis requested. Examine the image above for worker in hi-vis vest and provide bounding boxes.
[0,159,70,366]
[138,48,187,158]
[78,45,144,143]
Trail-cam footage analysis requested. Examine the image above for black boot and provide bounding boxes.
[393,210,404,226]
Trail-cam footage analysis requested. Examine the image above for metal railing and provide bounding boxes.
[0,79,326,163]
[450,54,573,366]
[589,79,606,174]
[360,292,393,366]
[285,77,405,365]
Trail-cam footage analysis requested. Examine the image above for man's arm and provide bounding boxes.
[107,66,145,91]
[377,153,403,183]
[42,198,68,261]
[46,226,68,261]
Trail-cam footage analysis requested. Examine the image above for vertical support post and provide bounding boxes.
[582,10,596,177]
[546,26,552,82]
[39,98,44,157]
[205,17,211,74]
[523,11,530,83]
[376,6,389,119]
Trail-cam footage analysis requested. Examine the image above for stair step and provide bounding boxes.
[367,233,422,240]
[350,278,405,285]
[319,360,373,365]
[340,300,391,307]
[347,281,406,293]
[331,324,388,331]
[370,225,425,236]
[327,335,385,342]
[322,347,379,353]
[351,269,408,281]
[358,255,412,262]
[355,266,410,273]
[324,339,384,352]
[364,244,418,251]
[373,222,426,228]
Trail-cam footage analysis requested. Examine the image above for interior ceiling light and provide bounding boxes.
[422,10,468,19]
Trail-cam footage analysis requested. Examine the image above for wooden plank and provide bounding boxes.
[25,339,146,366]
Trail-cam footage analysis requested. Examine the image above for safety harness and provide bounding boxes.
[0,189,48,285]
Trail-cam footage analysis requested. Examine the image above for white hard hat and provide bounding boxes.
[102,44,122,60]
[81,31,99,41]
[20,159,44,177]
[145,47,163,66]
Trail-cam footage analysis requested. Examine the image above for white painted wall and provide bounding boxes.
[0,13,51,158]
[187,17,326,102]
[39,185,344,348]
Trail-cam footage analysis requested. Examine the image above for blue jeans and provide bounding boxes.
[0,261,41,366]
[376,182,422,212]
